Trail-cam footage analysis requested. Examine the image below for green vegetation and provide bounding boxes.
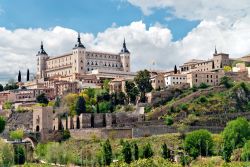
[121,141,132,164]
[241,140,250,161]
[142,143,154,159]
[10,129,24,141]
[0,139,14,166]
[0,117,5,134]
[14,145,25,165]
[161,143,171,160]
[2,101,13,110]
[36,93,49,105]
[101,139,113,166]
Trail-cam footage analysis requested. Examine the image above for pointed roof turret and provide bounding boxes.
[214,45,217,55]
[74,32,85,49]
[38,41,47,55]
[120,38,130,54]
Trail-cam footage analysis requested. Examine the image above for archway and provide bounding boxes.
[36,125,40,132]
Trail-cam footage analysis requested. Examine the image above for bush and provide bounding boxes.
[0,139,14,166]
[222,117,250,162]
[180,154,192,167]
[102,139,112,166]
[220,76,233,88]
[10,129,24,141]
[184,129,213,159]
[165,116,174,126]
[133,143,139,161]
[198,96,208,103]
[62,129,71,140]
[142,143,154,159]
[2,101,12,110]
[161,143,171,160]
[36,93,49,105]
[14,145,25,165]
[241,140,250,161]
[180,103,188,111]
[198,83,209,89]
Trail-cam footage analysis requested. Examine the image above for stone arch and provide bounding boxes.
[36,125,40,132]
[22,137,38,149]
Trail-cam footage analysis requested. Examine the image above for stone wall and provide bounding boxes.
[69,128,132,140]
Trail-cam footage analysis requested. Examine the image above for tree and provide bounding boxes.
[133,143,139,160]
[223,66,232,72]
[222,117,250,162]
[14,145,25,165]
[26,69,30,81]
[241,140,250,161]
[142,143,154,159]
[220,76,233,88]
[103,79,110,92]
[184,129,213,159]
[174,65,178,74]
[199,83,209,89]
[102,139,112,166]
[0,139,14,166]
[36,93,49,105]
[0,84,3,92]
[125,81,139,104]
[134,70,153,102]
[18,70,21,82]
[75,96,86,115]
[161,143,170,160]
[121,141,132,164]
[0,116,6,134]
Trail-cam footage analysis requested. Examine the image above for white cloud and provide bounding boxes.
[1,16,250,83]
[127,0,250,21]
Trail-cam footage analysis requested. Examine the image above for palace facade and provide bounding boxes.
[37,33,131,80]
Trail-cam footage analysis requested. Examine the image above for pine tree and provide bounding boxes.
[122,141,132,164]
[102,139,112,165]
[133,143,139,160]
[174,65,178,74]
[75,96,86,115]
[27,69,30,81]
[18,70,21,82]
[161,143,171,159]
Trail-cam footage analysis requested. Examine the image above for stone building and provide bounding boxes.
[36,34,131,80]
[164,74,187,87]
[150,74,165,90]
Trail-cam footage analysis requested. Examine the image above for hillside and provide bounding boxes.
[148,80,250,128]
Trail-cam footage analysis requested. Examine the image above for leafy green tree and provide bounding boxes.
[142,143,154,159]
[14,145,25,165]
[198,83,209,89]
[161,143,170,160]
[220,76,234,88]
[103,79,110,92]
[0,116,6,134]
[134,70,153,102]
[0,84,3,92]
[54,96,61,108]
[36,93,49,105]
[241,140,250,161]
[121,141,132,164]
[133,143,139,160]
[184,129,213,159]
[164,116,173,126]
[222,117,250,162]
[125,81,139,104]
[102,139,112,166]
[0,139,14,167]
[4,80,18,90]
[75,96,86,115]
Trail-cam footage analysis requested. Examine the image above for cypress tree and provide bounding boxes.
[27,69,30,81]
[142,143,154,159]
[102,139,112,165]
[174,65,178,74]
[75,96,86,115]
[161,143,171,159]
[133,143,139,160]
[122,141,132,164]
[18,70,21,82]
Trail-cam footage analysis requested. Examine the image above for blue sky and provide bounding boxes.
[0,0,199,41]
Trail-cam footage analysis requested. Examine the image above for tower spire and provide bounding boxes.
[39,41,47,55]
[215,45,217,55]
[120,38,130,53]
[75,32,85,48]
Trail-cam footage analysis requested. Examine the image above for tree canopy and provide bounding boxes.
[75,96,86,115]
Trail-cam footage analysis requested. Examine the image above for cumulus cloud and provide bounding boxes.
[127,0,250,21]
[1,17,250,84]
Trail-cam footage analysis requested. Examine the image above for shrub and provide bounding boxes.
[133,143,139,160]
[10,129,24,141]
[241,140,250,161]
[222,117,250,162]
[198,96,208,103]
[0,139,14,167]
[2,101,12,110]
[124,105,134,112]
[220,76,233,88]
[180,103,188,111]
[165,116,174,126]
[184,129,213,159]
[14,145,25,165]
[142,143,154,159]
[198,83,209,89]
[36,93,49,105]
[180,154,192,167]
[62,129,71,140]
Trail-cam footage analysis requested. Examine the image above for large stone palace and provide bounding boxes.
[37,33,131,80]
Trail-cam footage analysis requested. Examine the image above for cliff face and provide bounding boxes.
[1,110,33,139]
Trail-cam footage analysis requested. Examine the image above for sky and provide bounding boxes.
[1,0,250,83]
